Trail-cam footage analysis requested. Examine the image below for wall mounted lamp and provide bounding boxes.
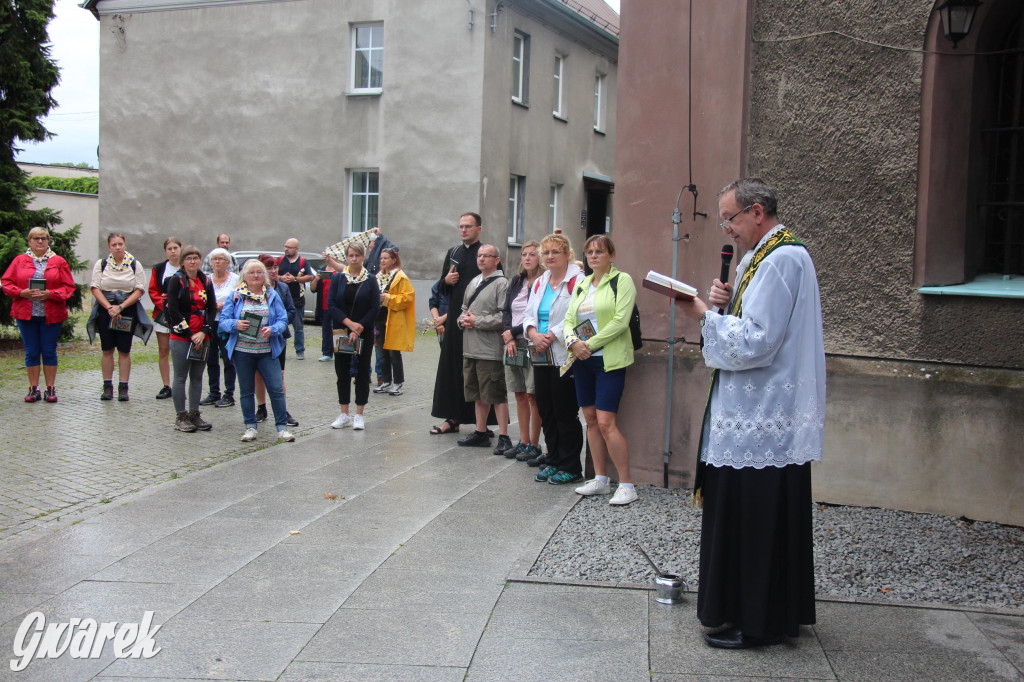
[936,0,982,48]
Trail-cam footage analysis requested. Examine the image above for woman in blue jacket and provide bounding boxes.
[328,242,380,431]
[219,259,295,443]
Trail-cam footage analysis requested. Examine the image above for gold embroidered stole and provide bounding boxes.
[692,229,805,507]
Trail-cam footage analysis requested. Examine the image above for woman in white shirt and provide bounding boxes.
[200,248,240,407]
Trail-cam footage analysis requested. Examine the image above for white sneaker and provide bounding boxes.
[277,430,295,442]
[609,486,639,506]
[352,414,365,430]
[372,382,391,394]
[388,382,403,396]
[331,413,351,429]
[575,479,612,496]
[240,427,258,442]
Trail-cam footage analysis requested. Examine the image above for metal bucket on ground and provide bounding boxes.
[654,573,685,604]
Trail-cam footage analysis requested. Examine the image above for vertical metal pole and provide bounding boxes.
[662,199,683,488]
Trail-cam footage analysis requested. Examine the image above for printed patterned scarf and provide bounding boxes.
[376,269,396,292]
[26,247,56,265]
[236,282,269,303]
[344,265,369,284]
[105,252,137,272]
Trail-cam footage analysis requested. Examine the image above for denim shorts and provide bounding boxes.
[573,354,626,413]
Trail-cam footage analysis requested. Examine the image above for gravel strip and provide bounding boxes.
[529,486,1024,612]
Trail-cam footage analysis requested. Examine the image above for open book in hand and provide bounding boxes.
[642,271,698,301]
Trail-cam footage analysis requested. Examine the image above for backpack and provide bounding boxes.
[577,273,642,351]
[278,255,307,271]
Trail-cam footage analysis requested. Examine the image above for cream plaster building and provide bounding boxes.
[81,0,617,277]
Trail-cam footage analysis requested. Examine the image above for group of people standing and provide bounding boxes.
[428,213,639,505]
[3,177,824,653]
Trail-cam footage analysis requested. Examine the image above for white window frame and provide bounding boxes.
[512,31,530,104]
[553,55,565,118]
[350,169,379,234]
[509,175,525,244]
[351,23,383,93]
[594,74,605,131]
[549,183,562,231]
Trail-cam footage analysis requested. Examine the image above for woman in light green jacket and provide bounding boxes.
[563,235,638,506]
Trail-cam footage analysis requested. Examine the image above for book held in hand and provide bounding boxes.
[238,311,264,339]
[333,331,364,355]
[28,278,46,291]
[642,271,698,301]
[187,341,209,362]
[528,343,554,366]
[504,340,530,367]
[108,315,134,333]
[573,319,597,342]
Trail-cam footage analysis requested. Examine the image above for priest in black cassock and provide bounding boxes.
[430,212,485,433]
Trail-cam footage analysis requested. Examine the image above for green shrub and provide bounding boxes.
[25,175,98,195]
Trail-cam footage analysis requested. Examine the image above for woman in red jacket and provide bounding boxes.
[1,227,77,402]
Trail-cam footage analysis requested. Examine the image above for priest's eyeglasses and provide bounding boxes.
[719,205,752,230]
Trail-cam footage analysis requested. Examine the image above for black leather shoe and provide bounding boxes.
[457,430,492,447]
[703,626,782,649]
[199,394,219,406]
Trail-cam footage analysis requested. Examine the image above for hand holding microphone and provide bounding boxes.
[710,245,734,314]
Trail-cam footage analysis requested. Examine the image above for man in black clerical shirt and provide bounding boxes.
[429,212,485,434]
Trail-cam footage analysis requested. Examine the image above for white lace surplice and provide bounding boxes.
[700,230,826,469]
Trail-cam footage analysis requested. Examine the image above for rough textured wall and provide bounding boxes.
[748,0,1024,368]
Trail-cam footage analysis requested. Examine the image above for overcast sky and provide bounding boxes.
[15,0,619,169]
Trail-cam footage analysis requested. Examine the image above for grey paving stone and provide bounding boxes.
[814,601,998,655]
[300,607,490,667]
[381,533,522,576]
[155,516,299,551]
[467,636,650,682]
[340,567,506,614]
[0,551,121,594]
[647,596,833,679]
[1,580,204,632]
[280,508,428,548]
[0,622,116,682]
[484,582,648,641]
[99,618,320,680]
[89,544,260,587]
[0,592,53,628]
[824,650,1023,681]
[970,612,1024,672]
[278,661,466,681]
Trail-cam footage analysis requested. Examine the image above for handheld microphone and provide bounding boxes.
[719,245,734,284]
[718,245,734,316]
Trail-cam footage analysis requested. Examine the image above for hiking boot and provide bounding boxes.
[24,386,41,403]
[117,383,129,401]
[175,411,198,432]
[255,404,268,422]
[189,410,212,431]
[101,383,114,401]
[457,430,491,447]
[492,435,514,456]
[155,385,172,399]
[534,465,558,482]
[505,441,527,459]
[548,470,583,486]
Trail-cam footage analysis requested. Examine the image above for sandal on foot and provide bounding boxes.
[429,418,460,435]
